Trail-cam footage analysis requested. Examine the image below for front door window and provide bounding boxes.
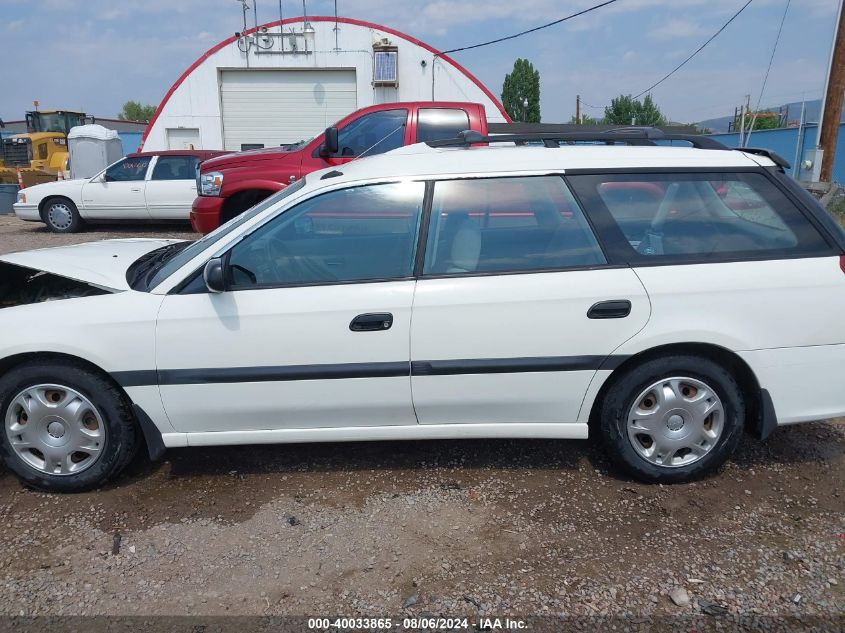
[226,181,425,288]
[333,109,408,158]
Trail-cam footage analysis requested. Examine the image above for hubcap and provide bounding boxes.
[47,203,72,229]
[626,376,725,468]
[4,384,106,476]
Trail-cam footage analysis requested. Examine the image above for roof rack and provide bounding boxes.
[426,127,728,150]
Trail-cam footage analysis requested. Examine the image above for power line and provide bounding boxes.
[745,0,791,146]
[633,0,754,99]
[579,98,605,110]
[437,0,621,56]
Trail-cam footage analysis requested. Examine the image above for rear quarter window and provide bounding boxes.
[416,109,471,144]
[568,172,833,263]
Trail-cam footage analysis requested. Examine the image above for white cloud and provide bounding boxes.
[648,18,708,40]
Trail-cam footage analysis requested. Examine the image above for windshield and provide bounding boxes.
[146,178,308,290]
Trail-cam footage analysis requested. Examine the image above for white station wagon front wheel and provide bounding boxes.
[599,355,745,483]
[0,360,139,492]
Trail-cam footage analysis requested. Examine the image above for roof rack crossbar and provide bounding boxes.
[427,128,728,151]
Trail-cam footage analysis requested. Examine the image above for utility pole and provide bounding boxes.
[817,0,845,183]
[793,96,807,180]
[576,95,581,125]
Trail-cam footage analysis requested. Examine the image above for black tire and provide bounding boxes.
[0,360,139,492]
[42,198,83,233]
[220,190,271,225]
[598,355,745,483]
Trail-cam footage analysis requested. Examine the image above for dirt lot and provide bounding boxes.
[0,215,843,627]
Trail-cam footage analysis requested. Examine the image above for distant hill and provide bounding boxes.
[696,99,845,133]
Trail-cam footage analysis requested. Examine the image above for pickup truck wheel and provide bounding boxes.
[0,360,139,492]
[220,190,273,225]
[43,198,82,233]
[598,355,745,484]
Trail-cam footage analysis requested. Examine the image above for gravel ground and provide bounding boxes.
[0,215,843,627]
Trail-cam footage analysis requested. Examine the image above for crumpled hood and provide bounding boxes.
[0,239,184,291]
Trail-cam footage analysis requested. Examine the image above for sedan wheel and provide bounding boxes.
[43,199,82,233]
[5,384,106,476]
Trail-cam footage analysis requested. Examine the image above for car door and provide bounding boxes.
[145,155,200,219]
[410,175,650,427]
[154,180,426,433]
[80,156,151,220]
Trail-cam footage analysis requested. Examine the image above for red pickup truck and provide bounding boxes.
[191,101,490,233]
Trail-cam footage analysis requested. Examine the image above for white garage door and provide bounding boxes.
[220,69,357,151]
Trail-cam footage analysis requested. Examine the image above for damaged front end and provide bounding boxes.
[0,262,113,310]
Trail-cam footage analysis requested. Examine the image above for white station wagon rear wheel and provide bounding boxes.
[599,355,745,483]
[0,361,139,492]
[626,376,725,468]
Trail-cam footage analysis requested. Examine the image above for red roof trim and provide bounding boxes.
[139,15,510,149]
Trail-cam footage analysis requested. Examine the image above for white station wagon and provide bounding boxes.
[1,130,844,492]
[13,150,228,233]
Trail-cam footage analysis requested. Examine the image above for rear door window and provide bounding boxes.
[568,172,831,262]
[151,156,199,181]
[416,109,471,144]
[423,176,606,275]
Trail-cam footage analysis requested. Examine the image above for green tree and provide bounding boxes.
[569,114,601,125]
[734,111,781,133]
[118,101,157,123]
[501,58,540,123]
[603,94,667,126]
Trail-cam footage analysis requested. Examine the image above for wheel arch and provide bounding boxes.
[0,351,165,460]
[37,195,79,223]
[589,342,770,440]
[220,187,278,224]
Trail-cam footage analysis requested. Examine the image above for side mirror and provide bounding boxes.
[320,126,339,157]
[203,257,226,293]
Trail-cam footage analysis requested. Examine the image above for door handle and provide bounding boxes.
[350,313,393,332]
[588,300,632,319]
[131,188,141,192]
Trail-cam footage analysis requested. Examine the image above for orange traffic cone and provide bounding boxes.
[57,168,64,181]
[16,168,25,189]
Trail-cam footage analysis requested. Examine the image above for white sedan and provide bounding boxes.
[13,150,228,233]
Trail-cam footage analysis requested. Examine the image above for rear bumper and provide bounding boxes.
[12,203,40,222]
[190,196,224,234]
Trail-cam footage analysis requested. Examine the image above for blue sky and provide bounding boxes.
[0,0,839,124]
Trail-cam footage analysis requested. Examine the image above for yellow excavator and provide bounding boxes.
[0,110,87,187]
